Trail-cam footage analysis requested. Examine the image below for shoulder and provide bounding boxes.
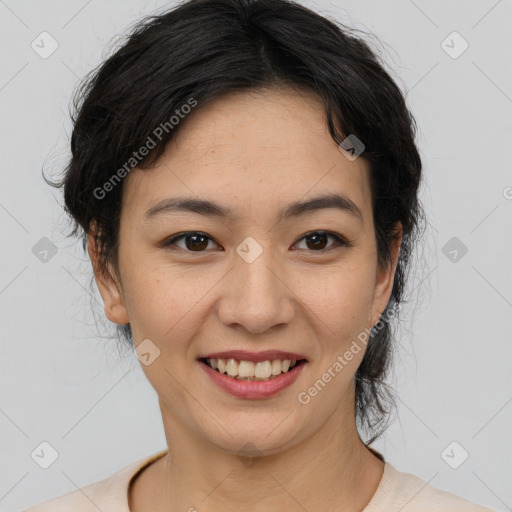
[21,450,168,512]
[382,462,496,512]
[21,476,112,512]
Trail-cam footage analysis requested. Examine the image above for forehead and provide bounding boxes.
[122,87,372,225]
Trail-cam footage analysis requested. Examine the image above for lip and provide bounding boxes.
[198,359,307,399]
[199,350,307,363]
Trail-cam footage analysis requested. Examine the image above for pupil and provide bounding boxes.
[186,234,208,251]
[307,233,327,250]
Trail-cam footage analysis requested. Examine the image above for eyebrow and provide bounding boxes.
[144,193,363,223]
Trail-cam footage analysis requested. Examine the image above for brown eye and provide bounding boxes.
[162,230,349,254]
[305,233,329,250]
[163,232,217,252]
[293,231,349,252]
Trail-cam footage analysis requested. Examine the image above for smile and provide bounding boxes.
[201,357,306,381]
[198,352,308,399]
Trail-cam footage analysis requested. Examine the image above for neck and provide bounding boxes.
[130,400,385,512]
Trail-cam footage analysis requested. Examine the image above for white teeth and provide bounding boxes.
[254,361,272,379]
[271,360,281,375]
[226,358,238,377]
[205,357,300,380]
[238,360,255,378]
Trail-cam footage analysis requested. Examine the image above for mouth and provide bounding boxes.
[196,350,308,399]
[199,357,307,381]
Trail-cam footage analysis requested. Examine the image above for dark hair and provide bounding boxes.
[46,0,426,445]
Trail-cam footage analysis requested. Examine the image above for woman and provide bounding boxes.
[25,0,494,510]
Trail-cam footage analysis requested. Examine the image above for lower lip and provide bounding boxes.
[199,360,306,399]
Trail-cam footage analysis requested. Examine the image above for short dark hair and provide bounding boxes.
[46,0,426,445]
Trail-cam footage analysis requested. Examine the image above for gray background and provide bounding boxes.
[1,1,511,511]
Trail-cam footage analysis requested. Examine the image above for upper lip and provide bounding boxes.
[199,350,307,363]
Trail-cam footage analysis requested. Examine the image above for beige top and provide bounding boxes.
[23,447,495,511]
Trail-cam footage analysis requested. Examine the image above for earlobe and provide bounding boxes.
[87,232,130,325]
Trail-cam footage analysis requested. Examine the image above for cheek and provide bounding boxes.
[118,253,218,342]
[291,261,376,337]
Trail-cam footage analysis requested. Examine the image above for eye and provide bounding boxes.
[162,232,220,252]
[292,231,350,252]
[161,230,350,253]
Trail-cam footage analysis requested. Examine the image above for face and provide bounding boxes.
[90,87,401,456]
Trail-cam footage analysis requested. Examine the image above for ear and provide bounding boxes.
[87,230,129,325]
[369,222,402,327]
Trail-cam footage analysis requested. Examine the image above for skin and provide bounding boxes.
[88,86,402,512]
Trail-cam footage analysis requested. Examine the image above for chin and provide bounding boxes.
[204,418,304,457]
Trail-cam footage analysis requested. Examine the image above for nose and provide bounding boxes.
[216,246,295,334]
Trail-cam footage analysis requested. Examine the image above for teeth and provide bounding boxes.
[255,361,271,379]
[271,359,281,375]
[238,360,254,378]
[226,358,238,377]
[205,358,300,380]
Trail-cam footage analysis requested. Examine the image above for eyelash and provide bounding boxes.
[161,231,351,253]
